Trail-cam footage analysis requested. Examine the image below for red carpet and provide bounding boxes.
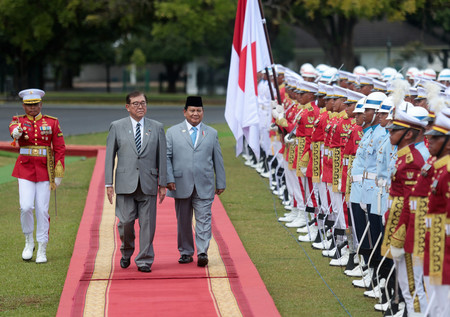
[56,146,280,317]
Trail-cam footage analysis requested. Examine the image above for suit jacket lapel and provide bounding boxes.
[140,118,151,153]
[181,123,194,149]
[195,124,207,148]
[125,118,139,155]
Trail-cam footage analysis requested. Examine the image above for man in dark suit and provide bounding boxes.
[166,96,226,267]
[105,91,167,273]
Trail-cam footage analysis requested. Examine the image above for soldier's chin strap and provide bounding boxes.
[436,136,449,158]
[393,128,410,147]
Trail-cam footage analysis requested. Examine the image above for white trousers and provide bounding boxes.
[317,181,330,214]
[395,254,427,314]
[283,160,305,210]
[424,277,450,317]
[18,179,51,243]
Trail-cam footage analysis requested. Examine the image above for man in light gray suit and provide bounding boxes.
[105,91,167,273]
[166,96,226,267]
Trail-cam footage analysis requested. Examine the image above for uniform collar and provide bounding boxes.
[27,113,42,121]
[397,144,412,158]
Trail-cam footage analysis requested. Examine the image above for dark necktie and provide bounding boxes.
[135,122,141,153]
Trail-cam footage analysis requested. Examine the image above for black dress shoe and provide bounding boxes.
[137,266,151,273]
[120,257,130,268]
[178,254,193,264]
[197,253,208,267]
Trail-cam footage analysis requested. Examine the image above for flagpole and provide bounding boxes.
[257,0,281,103]
[265,67,274,100]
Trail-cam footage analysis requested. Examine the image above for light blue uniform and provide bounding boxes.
[376,132,392,215]
[349,126,372,204]
[362,125,386,211]
[415,141,430,162]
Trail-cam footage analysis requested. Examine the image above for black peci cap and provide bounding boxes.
[185,96,203,109]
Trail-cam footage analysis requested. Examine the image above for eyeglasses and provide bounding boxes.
[130,101,147,107]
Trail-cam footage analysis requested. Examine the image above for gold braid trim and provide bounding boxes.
[46,147,56,190]
[299,151,310,168]
[332,148,341,192]
[288,143,296,170]
[55,160,64,178]
[276,117,288,127]
[404,253,421,313]
[346,156,355,201]
[295,137,306,175]
[312,142,321,183]
[413,197,428,258]
[428,214,446,285]
[381,196,404,259]
[391,224,406,248]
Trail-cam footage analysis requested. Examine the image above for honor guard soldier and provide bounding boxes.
[422,108,450,316]
[289,82,319,230]
[9,89,65,263]
[325,86,350,256]
[381,107,427,316]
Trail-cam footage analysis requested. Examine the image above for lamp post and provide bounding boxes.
[386,38,392,67]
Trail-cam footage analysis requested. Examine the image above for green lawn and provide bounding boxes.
[0,124,380,316]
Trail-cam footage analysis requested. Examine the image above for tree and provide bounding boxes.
[264,0,428,70]
[405,0,450,68]
[0,0,152,91]
[143,0,236,92]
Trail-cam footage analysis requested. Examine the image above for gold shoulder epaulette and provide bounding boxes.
[406,152,414,164]
[44,114,58,120]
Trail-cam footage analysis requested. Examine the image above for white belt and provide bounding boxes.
[352,175,363,182]
[425,220,450,235]
[363,172,377,180]
[20,148,47,156]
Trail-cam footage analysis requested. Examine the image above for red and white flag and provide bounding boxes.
[224,0,271,158]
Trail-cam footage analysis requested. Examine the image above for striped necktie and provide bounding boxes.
[135,122,141,154]
[191,126,197,146]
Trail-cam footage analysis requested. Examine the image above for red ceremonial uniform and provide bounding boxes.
[423,155,450,285]
[390,157,436,255]
[329,111,350,192]
[309,108,328,183]
[9,113,65,182]
[341,121,362,196]
[381,144,425,257]
[296,101,319,175]
[322,112,338,184]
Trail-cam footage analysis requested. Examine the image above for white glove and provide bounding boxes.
[300,167,307,176]
[270,100,278,109]
[55,177,62,187]
[390,246,405,260]
[12,127,23,139]
[272,109,282,120]
[276,104,284,113]
[284,134,295,144]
